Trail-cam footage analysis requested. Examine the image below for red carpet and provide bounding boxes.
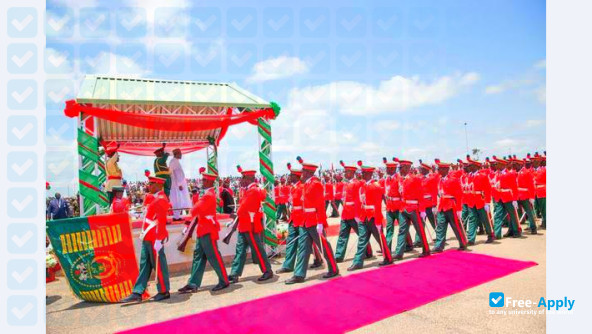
[118,251,536,334]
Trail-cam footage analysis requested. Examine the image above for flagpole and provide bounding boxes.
[464,122,469,156]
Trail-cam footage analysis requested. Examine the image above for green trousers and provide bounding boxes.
[493,201,507,238]
[536,197,546,227]
[500,201,522,236]
[294,226,338,278]
[414,207,436,245]
[517,200,537,231]
[335,219,372,261]
[187,234,229,288]
[352,218,392,266]
[434,210,468,250]
[162,175,171,197]
[394,209,430,257]
[281,223,302,271]
[276,204,288,220]
[230,231,272,277]
[467,207,494,243]
[334,199,343,211]
[461,204,469,230]
[132,240,170,294]
[385,210,401,250]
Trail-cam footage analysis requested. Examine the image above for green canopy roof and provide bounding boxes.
[76,75,270,108]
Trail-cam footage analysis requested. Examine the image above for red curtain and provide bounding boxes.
[64,100,274,132]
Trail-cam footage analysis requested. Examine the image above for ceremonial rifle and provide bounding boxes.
[222,215,239,244]
[176,216,198,252]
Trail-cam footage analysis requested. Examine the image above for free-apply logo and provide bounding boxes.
[489,292,504,307]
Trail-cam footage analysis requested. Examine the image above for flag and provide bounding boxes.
[46,213,139,303]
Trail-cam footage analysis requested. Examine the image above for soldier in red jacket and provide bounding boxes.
[122,176,171,303]
[178,172,229,293]
[334,174,345,212]
[432,160,468,252]
[383,158,406,251]
[465,159,495,244]
[286,157,339,284]
[414,160,439,248]
[348,164,393,270]
[394,160,431,259]
[324,174,339,217]
[110,186,130,214]
[229,166,273,283]
[516,158,538,234]
[494,157,523,238]
[532,154,546,229]
[334,161,373,262]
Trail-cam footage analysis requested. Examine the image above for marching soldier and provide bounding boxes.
[432,159,468,252]
[415,159,439,248]
[348,163,393,271]
[286,157,339,284]
[334,161,373,263]
[394,160,431,259]
[516,158,538,234]
[494,157,523,238]
[104,144,122,203]
[121,176,171,303]
[324,174,339,218]
[277,164,305,273]
[229,166,274,283]
[334,174,345,212]
[532,154,546,229]
[383,158,414,252]
[178,171,229,293]
[153,144,172,197]
[465,159,495,244]
[275,179,288,221]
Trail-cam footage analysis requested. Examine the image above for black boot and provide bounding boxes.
[257,271,274,281]
[347,264,363,271]
[276,267,292,274]
[177,285,198,294]
[418,252,431,258]
[322,271,339,279]
[228,275,239,284]
[152,292,170,301]
[120,293,142,303]
[378,259,393,266]
[431,248,443,253]
[393,254,404,260]
[211,282,229,292]
[485,236,495,243]
[309,261,323,269]
[285,276,305,285]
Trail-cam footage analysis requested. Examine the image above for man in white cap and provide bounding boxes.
[169,148,191,221]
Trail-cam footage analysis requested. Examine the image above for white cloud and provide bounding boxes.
[534,59,546,69]
[286,72,479,116]
[246,56,310,83]
[485,78,535,95]
[525,119,545,128]
[494,138,523,149]
[375,121,401,132]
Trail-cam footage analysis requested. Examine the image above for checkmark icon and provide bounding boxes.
[48,15,69,32]
[491,296,502,304]
[12,195,33,212]
[12,87,34,104]
[11,231,34,248]
[489,292,504,307]
[11,159,33,176]
[11,15,34,31]
[12,123,34,140]
[11,303,33,320]
[12,267,34,284]
[11,51,34,68]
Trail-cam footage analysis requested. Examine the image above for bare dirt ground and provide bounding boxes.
[46,218,545,334]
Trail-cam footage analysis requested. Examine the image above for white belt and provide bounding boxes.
[518,187,529,191]
[536,185,545,188]
[387,196,400,201]
[499,189,512,192]
[423,195,432,199]
[292,206,302,210]
[363,205,375,210]
[304,208,316,213]
[345,202,355,206]
[405,200,418,204]
[140,218,157,240]
[441,195,455,199]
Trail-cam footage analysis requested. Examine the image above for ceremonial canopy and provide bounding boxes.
[64,75,281,246]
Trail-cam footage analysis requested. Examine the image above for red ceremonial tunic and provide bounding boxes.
[533,167,546,198]
[237,183,266,233]
[334,182,344,200]
[192,192,200,205]
[437,175,463,213]
[142,191,170,242]
[421,173,439,208]
[497,170,518,203]
[517,168,536,201]
[470,171,492,209]
[289,182,304,227]
[360,180,385,225]
[303,176,328,228]
[324,182,335,201]
[279,185,290,204]
[341,178,362,220]
[384,174,402,212]
[110,197,130,214]
[190,187,220,240]
[401,174,425,212]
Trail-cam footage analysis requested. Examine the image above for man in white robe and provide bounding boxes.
[169,148,191,221]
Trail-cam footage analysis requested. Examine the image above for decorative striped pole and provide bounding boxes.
[77,113,109,216]
[258,116,279,247]
[206,136,222,212]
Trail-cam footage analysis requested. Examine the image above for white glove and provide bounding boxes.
[484,204,490,213]
[529,199,535,206]
[316,224,324,234]
[154,239,163,252]
[355,218,362,224]
[512,201,518,209]
[420,212,427,220]
[457,211,462,220]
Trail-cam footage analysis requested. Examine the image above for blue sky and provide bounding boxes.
[45,0,545,194]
